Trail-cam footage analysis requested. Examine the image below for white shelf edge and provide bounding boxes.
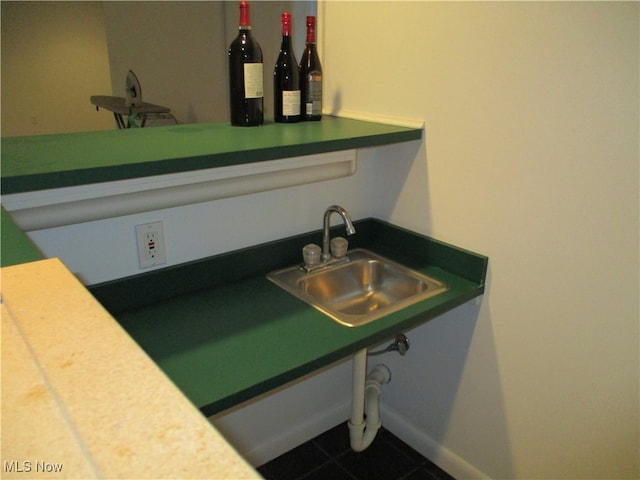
[2,150,357,231]
[327,110,425,130]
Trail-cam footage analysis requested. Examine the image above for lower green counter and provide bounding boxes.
[1,207,43,267]
[90,219,487,416]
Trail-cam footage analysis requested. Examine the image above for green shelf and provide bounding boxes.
[1,117,421,194]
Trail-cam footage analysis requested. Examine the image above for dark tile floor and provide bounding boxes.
[257,422,455,480]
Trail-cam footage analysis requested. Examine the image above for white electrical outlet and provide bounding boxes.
[135,221,167,269]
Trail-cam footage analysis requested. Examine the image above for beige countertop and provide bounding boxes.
[1,258,260,479]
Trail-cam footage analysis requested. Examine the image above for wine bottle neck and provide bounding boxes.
[305,30,315,43]
[239,1,250,27]
[306,16,316,43]
[280,35,292,50]
[281,12,292,36]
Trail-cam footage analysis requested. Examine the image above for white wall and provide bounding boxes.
[211,356,354,466]
[102,1,228,124]
[323,2,639,479]
[0,1,114,136]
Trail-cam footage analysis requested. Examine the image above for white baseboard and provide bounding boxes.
[380,404,490,480]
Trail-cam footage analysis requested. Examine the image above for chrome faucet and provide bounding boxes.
[322,205,356,261]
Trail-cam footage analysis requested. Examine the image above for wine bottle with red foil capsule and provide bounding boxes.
[273,12,300,123]
[228,1,263,126]
[300,15,322,121]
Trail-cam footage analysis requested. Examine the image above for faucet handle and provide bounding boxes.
[303,243,321,267]
[330,237,348,259]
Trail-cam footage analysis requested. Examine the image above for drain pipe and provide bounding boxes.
[348,348,392,452]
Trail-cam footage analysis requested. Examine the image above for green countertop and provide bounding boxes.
[90,220,487,416]
[1,208,43,267]
[1,117,421,194]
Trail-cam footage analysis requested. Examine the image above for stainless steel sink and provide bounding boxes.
[267,249,447,327]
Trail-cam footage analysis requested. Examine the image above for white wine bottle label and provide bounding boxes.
[244,63,264,99]
[282,90,301,116]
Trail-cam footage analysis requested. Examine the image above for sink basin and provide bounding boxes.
[267,249,447,327]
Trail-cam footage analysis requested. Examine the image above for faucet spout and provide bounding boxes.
[322,205,356,261]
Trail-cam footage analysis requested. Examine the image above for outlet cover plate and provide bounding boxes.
[135,221,167,269]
